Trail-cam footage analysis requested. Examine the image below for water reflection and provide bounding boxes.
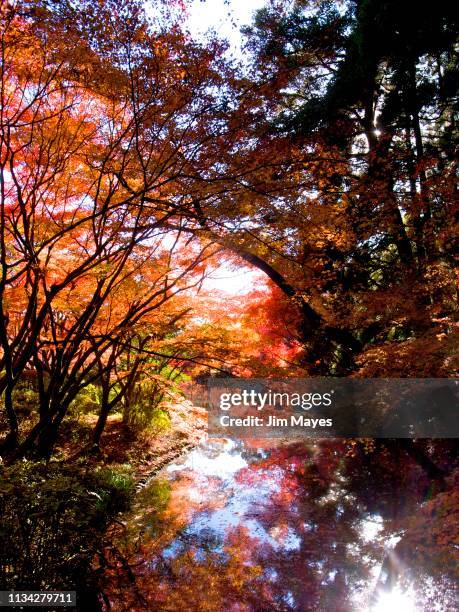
[101,438,457,611]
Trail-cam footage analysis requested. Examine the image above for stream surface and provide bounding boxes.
[101,438,457,611]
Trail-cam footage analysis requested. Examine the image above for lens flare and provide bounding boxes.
[372,587,416,612]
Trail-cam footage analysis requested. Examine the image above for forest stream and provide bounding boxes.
[99,438,457,611]
[0,1,457,611]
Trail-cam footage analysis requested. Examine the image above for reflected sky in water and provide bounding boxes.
[102,438,458,611]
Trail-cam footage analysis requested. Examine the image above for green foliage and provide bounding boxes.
[131,478,172,539]
[123,399,171,433]
[0,461,134,592]
[121,368,186,432]
[69,384,101,417]
[92,464,134,511]
[13,386,39,414]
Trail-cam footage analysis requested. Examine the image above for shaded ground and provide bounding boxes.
[0,395,208,484]
[54,398,208,479]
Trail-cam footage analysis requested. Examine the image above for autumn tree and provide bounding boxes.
[185,0,458,375]
[2,0,457,459]
[0,0,251,458]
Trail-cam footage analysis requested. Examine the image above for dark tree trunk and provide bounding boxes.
[92,397,111,449]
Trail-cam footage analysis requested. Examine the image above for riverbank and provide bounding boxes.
[0,396,208,610]
[129,399,208,489]
[54,397,208,476]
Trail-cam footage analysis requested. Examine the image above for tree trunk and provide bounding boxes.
[92,397,111,449]
[35,402,69,460]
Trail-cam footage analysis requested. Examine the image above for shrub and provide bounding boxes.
[0,461,134,605]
